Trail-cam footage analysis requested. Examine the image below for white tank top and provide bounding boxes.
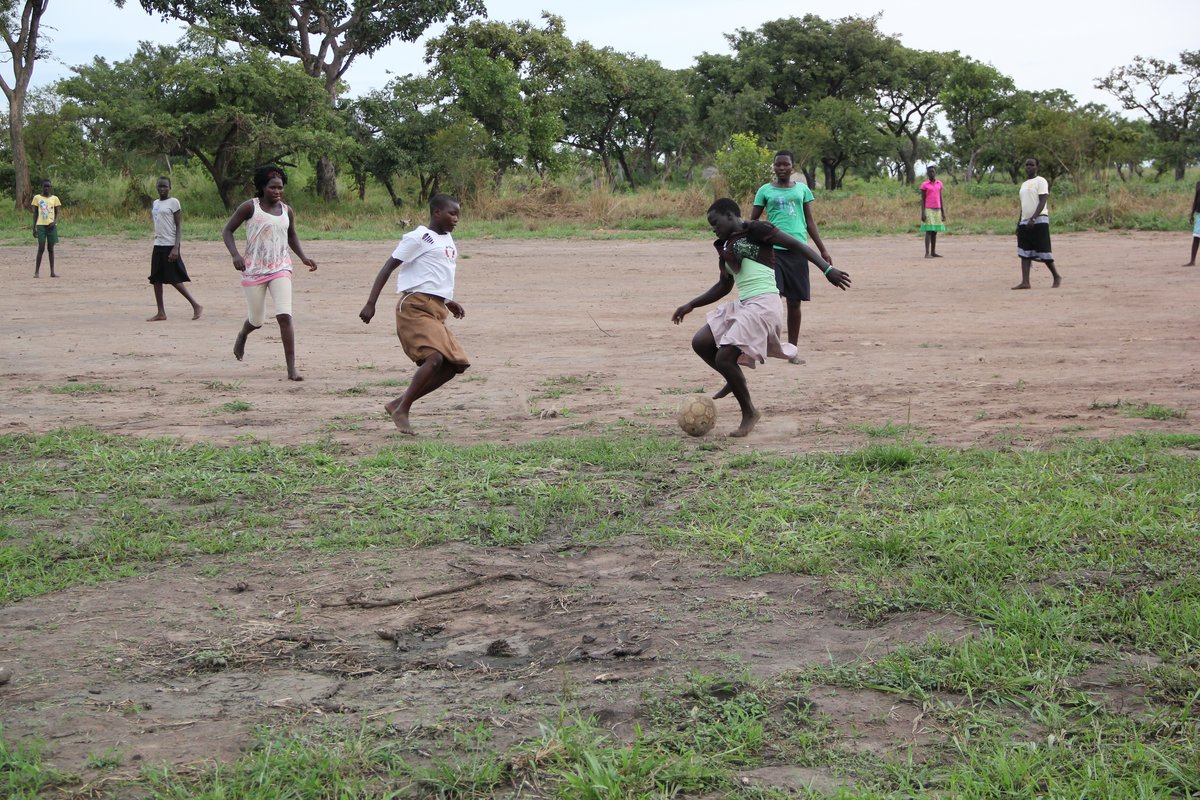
[241,198,293,281]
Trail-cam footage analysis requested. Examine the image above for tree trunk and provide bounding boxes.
[9,93,31,208]
[315,156,338,201]
[1175,160,1187,181]
[3,0,50,210]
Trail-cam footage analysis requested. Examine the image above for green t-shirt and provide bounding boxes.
[753,182,813,246]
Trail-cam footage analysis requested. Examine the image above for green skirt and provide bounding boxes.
[920,208,945,232]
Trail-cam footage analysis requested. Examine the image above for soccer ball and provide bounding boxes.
[677,394,717,437]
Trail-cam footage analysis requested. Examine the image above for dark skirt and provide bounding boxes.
[148,244,190,284]
[1016,220,1053,262]
[773,247,811,302]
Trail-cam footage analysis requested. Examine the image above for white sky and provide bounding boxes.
[27,0,1200,113]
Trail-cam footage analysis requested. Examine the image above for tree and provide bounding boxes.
[1097,51,1200,180]
[940,56,1016,181]
[60,37,342,209]
[876,47,952,184]
[692,14,896,145]
[713,133,770,207]
[781,97,890,189]
[0,0,50,209]
[348,74,456,205]
[425,14,572,184]
[119,0,485,199]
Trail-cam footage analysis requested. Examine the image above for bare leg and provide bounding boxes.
[148,284,167,321]
[35,241,45,277]
[171,283,202,319]
[785,298,804,364]
[929,232,940,257]
[234,320,258,361]
[277,314,303,381]
[924,231,932,258]
[47,243,55,277]
[692,327,757,436]
[384,352,458,435]
[1186,238,1198,266]
[1046,260,1062,288]
[1012,258,1032,290]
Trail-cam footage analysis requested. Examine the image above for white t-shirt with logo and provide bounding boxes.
[392,225,458,300]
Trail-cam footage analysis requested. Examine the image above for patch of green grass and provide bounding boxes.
[45,382,116,395]
[0,728,75,798]
[4,429,1200,797]
[1120,403,1187,420]
[209,400,252,414]
[1090,399,1187,420]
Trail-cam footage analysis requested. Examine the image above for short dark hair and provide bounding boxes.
[253,164,287,197]
[773,150,794,162]
[156,175,171,185]
[707,197,741,217]
[1025,156,1040,167]
[429,193,458,213]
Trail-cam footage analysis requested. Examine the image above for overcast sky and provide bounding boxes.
[27,0,1199,113]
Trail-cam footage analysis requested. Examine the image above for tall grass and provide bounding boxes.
[2,166,1196,243]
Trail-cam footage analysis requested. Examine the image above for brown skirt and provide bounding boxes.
[395,292,470,373]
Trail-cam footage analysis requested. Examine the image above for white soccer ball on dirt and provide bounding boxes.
[676,394,717,437]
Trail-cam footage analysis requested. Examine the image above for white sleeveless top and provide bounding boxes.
[241,198,293,285]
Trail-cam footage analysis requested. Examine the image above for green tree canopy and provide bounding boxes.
[1097,50,1200,180]
[59,36,343,209]
[118,0,485,198]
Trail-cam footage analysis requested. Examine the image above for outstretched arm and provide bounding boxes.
[287,207,317,271]
[802,201,832,264]
[763,226,850,290]
[359,257,403,323]
[672,272,734,324]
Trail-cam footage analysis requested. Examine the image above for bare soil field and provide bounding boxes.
[2,232,1196,451]
[0,232,1196,791]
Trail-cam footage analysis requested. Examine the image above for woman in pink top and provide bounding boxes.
[222,165,318,381]
[919,166,946,258]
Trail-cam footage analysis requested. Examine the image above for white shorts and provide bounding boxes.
[243,275,293,327]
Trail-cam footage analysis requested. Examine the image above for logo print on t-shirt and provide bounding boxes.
[444,246,456,260]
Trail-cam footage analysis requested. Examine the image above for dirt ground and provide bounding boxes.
[1,232,1197,791]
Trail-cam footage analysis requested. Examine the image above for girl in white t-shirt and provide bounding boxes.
[358,194,469,435]
[147,176,202,321]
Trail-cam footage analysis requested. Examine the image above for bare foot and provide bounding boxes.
[1011,283,1031,290]
[931,253,942,258]
[147,313,167,322]
[233,330,248,360]
[390,407,416,435]
[924,254,932,259]
[1051,274,1062,288]
[192,305,203,320]
[50,273,58,278]
[1184,262,1196,266]
[287,371,304,382]
[713,383,732,399]
[788,355,806,365]
[728,409,760,438]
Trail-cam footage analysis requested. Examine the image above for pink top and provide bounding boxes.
[920,179,943,210]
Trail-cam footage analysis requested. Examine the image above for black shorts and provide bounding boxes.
[148,244,191,284]
[773,247,810,302]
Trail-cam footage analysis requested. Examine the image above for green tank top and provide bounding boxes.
[726,258,777,301]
